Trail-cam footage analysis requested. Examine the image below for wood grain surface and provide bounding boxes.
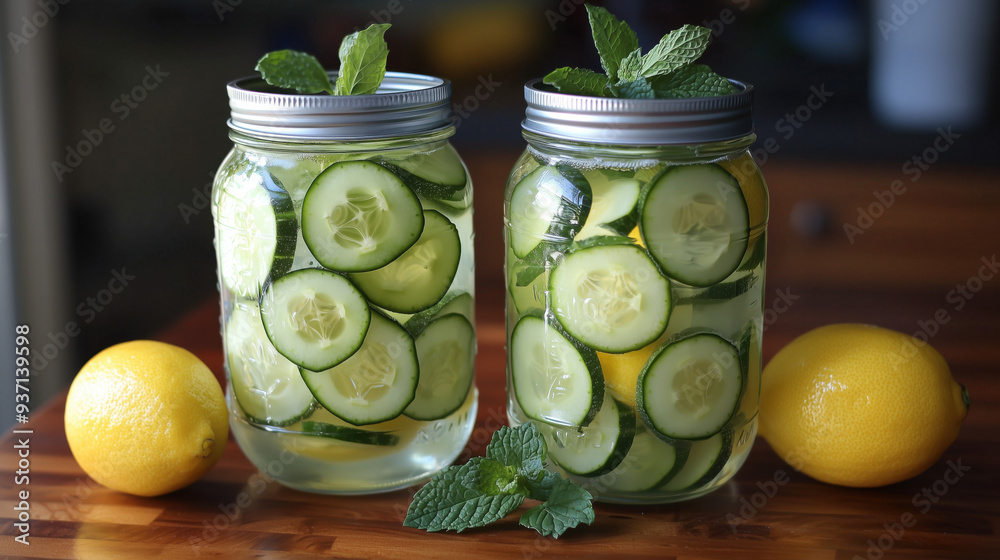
[3,161,1000,559]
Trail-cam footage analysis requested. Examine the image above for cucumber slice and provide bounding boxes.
[662,430,733,491]
[637,331,742,440]
[404,313,477,421]
[350,210,460,314]
[508,165,591,259]
[673,271,758,304]
[540,393,635,476]
[405,291,474,336]
[378,143,469,206]
[226,303,315,426]
[639,164,749,287]
[510,314,604,427]
[550,244,671,354]
[572,234,637,251]
[576,171,642,240]
[602,429,688,492]
[302,160,424,272]
[216,168,296,299]
[299,311,418,426]
[508,204,629,290]
[737,322,761,421]
[737,231,767,273]
[300,421,400,446]
[259,268,371,372]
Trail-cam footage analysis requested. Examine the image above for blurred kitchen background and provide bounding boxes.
[1,0,998,431]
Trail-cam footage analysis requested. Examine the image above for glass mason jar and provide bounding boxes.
[213,72,477,494]
[504,80,767,503]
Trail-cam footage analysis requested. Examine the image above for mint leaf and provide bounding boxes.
[639,24,712,78]
[524,470,564,501]
[514,259,545,287]
[616,76,655,99]
[486,423,545,477]
[585,4,639,82]
[515,261,546,287]
[544,8,732,100]
[650,64,737,98]
[404,457,526,533]
[476,459,526,496]
[334,23,391,96]
[338,28,359,64]
[519,477,595,538]
[543,67,609,97]
[255,50,334,95]
[255,24,392,97]
[616,48,644,83]
[404,423,595,538]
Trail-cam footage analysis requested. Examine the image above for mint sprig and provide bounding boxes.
[255,23,391,96]
[543,4,736,99]
[403,423,595,538]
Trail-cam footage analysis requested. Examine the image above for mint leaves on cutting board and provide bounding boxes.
[545,4,737,99]
[255,23,391,96]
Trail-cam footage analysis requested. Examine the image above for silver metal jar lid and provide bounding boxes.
[522,78,754,146]
[227,72,453,141]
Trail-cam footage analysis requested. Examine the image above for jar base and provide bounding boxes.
[229,389,478,495]
[509,410,758,504]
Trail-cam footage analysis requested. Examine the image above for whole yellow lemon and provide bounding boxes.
[65,340,228,497]
[759,324,968,487]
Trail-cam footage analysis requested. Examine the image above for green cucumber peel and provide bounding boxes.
[299,421,400,446]
[514,235,636,287]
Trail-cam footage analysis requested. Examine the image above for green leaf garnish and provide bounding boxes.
[523,469,565,501]
[585,4,639,82]
[485,420,546,476]
[545,4,737,99]
[639,24,712,77]
[255,23,391,96]
[255,50,335,95]
[475,459,526,496]
[543,67,609,97]
[404,423,595,538]
[334,23,391,96]
[649,64,737,99]
[615,48,644,84]
[519,476,595,537]
[402,457,526,533]
[616,77,655,99]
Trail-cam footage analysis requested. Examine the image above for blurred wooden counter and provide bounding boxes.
[3,160,1000,558]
